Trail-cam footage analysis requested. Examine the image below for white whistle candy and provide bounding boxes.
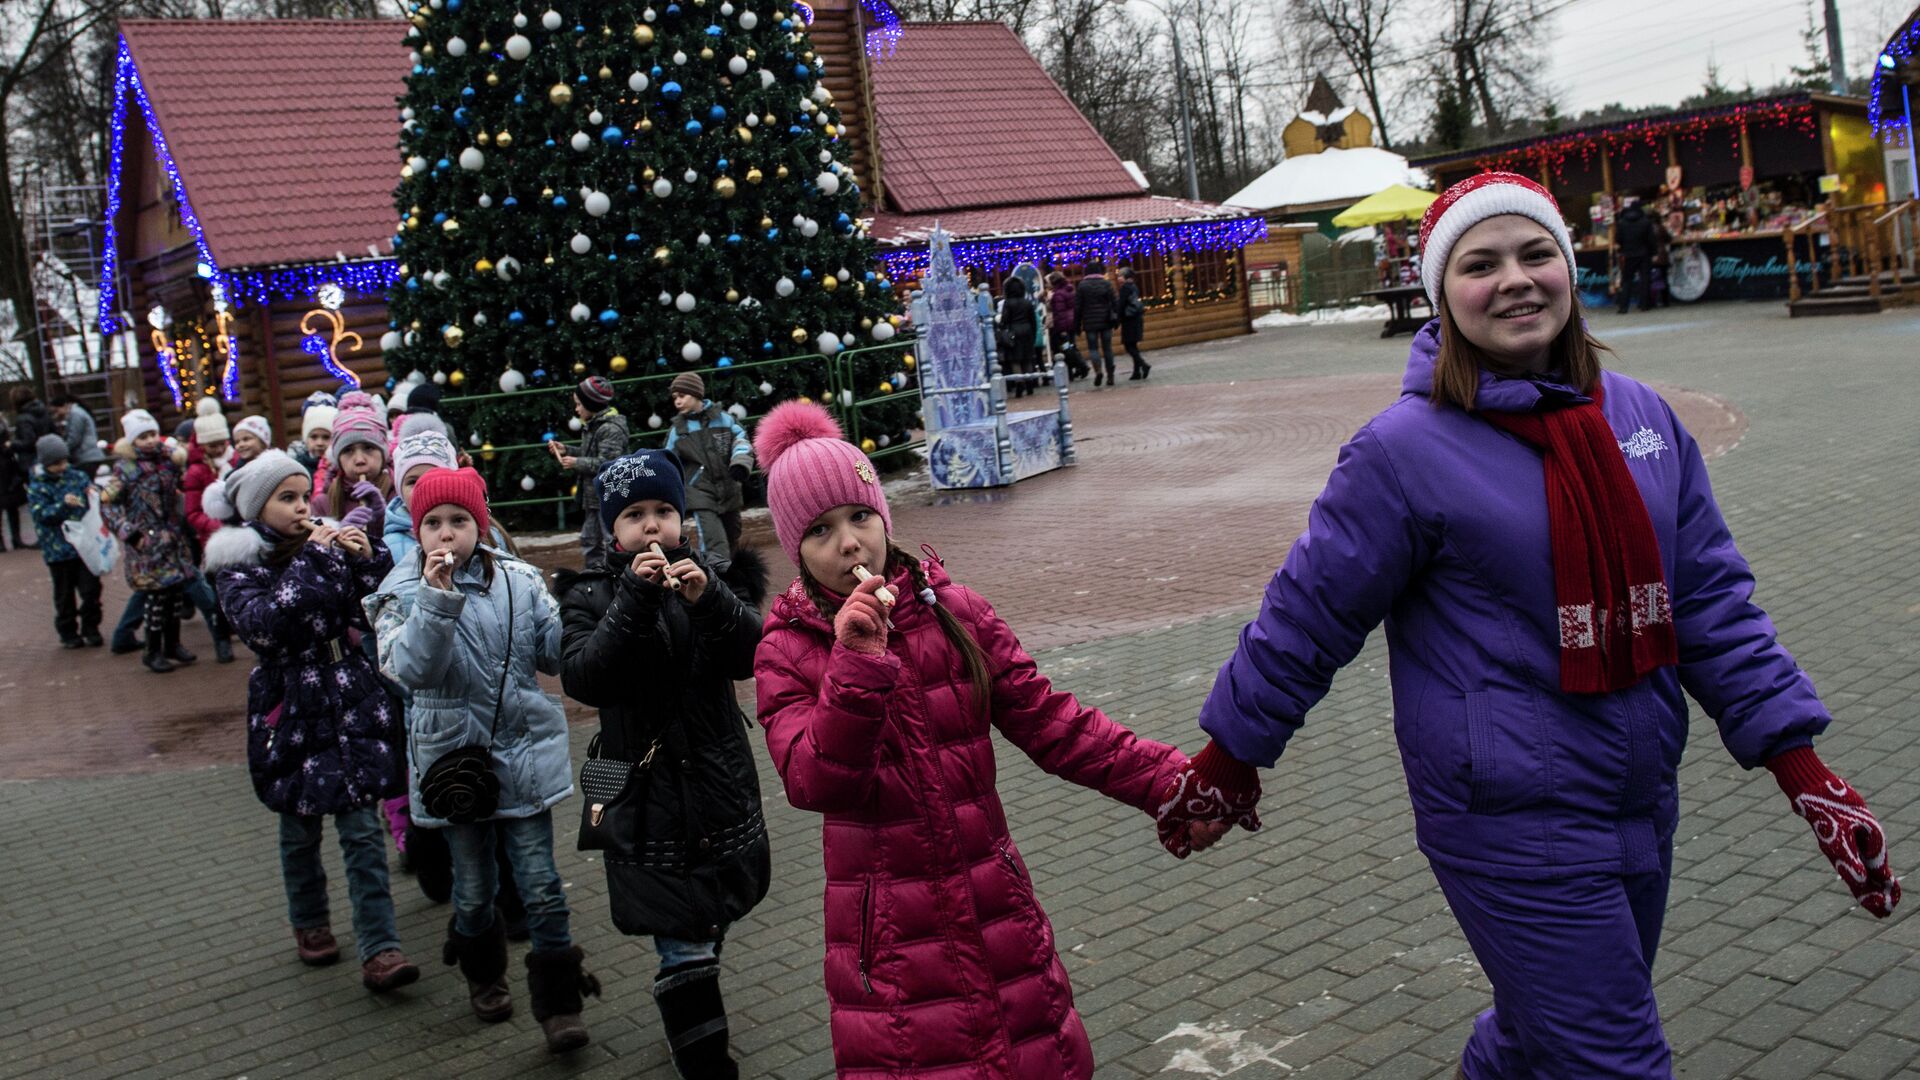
[851,565,895,605]
[649,543,683,590]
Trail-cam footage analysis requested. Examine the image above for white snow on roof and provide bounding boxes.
[1121,160,1150,190]
[1298,110,1327,126]
[1224,146,1428,212]
[1328,105,1357,123]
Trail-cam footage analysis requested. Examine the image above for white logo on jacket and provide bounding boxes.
[1618,427,1669,460]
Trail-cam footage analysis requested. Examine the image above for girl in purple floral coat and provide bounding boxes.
[204,449,419,992]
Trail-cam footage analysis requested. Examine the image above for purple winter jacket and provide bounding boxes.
[1199,319,1828,879]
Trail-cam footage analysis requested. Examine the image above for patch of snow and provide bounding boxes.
[1224,147,1429,212]
[1254,304,1391,329]
[1156,1021,1301,1075]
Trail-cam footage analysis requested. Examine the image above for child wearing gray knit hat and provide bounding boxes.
[225,449,311,523]
[36,433,70,468]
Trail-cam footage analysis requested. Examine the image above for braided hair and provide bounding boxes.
[798,540,993,720]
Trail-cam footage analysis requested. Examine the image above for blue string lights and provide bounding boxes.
[862,0,902,58]
[227,260,402,307]
[98,36,241,402]
[875,216,1269,280]
[1868,17,1918,140]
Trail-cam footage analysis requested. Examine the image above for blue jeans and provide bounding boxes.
[446,811,572,953]
[279,805,401,962]
[653,937,721,986]
[111,571,218,649]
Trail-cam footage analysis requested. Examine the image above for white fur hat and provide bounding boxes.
[121,409,160,441]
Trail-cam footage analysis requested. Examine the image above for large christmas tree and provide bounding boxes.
[385,0,907,507]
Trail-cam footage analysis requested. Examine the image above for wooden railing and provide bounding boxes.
[1783,200,1920,303]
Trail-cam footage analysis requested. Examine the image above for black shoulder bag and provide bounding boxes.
[576,730,661,853]
[418,571,511,824]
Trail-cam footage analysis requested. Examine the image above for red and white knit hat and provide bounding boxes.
[1418,172,1577,308]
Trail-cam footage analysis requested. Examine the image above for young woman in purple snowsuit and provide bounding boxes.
[1155,172,1901,1078]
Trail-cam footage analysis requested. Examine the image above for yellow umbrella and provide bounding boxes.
[1332,184,1438,228]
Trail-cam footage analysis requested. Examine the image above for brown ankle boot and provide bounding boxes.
[293,924,339,966]
[442,914,512,1022]
[526,946,600,1053]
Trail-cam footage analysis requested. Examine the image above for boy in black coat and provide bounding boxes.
[555,447,769,1080]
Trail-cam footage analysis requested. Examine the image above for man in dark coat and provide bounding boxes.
[1074,260,1119,387]
[1612,198,1656,314]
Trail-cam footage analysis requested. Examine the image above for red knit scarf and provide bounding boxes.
[1481,382,1677,693]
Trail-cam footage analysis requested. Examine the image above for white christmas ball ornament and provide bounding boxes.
[512,11,528,27]
[744,113,758,128]
[584,190,611,217]
[658,291,673,305]
[815,172,841,195]
[446,35,467,56]
[758,380,774,396]
[758,68,776,90]
[408,155,429,173]
[505,33,532,59]
[472,312,488,326]
[569,232,592,254]
[801,219,820,238]
[817,331,843,354]
[819,149,833,164]
[402,106,415,120]
[496,255,521,281]
[499,368,527,392]
[696,232,711,246]
[720,1,733,12]
[647,412,663,429]
[728,56,748,76]
[675,292,696,312]
[433,370,448,385]
[540,8,562,29]
[643,6,656,20]
[878,434,891,448]
[589,109,604,125]
[570,302,592,322]
[458,147,485,171]
[775,276,795,297]
[812,85,831,103]
[570,131,591,152]
[568,416,583,432]
[628,71,649,92]
[672,50,687,65]
[652,178,673,198]
[432,270,451,290]
[520,475,536,492]
[728,404,748,420]
[739,10,758,28]
[871,320,896,341]
[683,168,698,184]
[380,330,403,352]
[477,193,493,208]
[470,432,483,447]
[681,341,703,362]
[813,112,829,127]
[792,213,807,226]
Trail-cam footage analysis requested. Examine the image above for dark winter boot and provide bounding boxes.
[211,609,235,663]
[442,914,513,1023]
[526,946,600,1053]
[654,959,739,1079]
[163,592,196,665]
[141,598,174,674]
[409,824,453,902]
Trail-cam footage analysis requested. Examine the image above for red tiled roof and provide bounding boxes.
[867,194,1254,245]
[119,19,409,269]
[870,22,1142,214]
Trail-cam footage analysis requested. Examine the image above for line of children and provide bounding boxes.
[26,434,103,648]
[367,467,598,1053]
[556,448,770,1078]
[202,449,419,991]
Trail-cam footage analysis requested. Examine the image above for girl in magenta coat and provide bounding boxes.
[751,402,1193,1079]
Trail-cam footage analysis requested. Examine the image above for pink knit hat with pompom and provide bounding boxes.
[754,401,891,565]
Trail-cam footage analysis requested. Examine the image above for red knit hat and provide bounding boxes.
[409,467,490,540]
[1417,171,1577,308]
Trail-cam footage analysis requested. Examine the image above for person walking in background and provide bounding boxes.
[0,411,27,552]
[664,372,754,573]
[1009,263,1049,385]
[203,450,419,992]
[995,275,1040,398]
[50,389,107,473]
[1075,260,1118,387]
[10,387,53,545]
[26,434,103,648]
[102,409,201,674]
[1116,267,1150,382]
[549,376,629,571]
[1612,195,1655,314]
[1045,270,1086,381]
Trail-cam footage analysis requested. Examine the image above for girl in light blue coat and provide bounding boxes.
[366,466,599,1054]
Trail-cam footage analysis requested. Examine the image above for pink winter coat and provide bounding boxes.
[755,559,1186,1079]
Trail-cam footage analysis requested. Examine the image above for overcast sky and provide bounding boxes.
[1546,0,1910,115]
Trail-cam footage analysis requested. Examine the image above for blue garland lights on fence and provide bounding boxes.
[1868,19,1918,139]
[875,217,1270,279]
[98,37,242,402]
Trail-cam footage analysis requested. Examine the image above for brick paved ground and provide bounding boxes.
[2,303,1917,1079]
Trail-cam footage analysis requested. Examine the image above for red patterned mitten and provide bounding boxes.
[1767,747,1901,918]
[1155,741,1262,859]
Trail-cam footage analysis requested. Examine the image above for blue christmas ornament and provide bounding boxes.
[447,0,459,8]
[533,369,547,379]
[625,232,641,244]
[793,63,811,80]
[863,270,877,282]
[685,120,703,134]
[598,308,620,325]
[411,64,424,75]
[544,138,556,147]
[545,319,556,328]
[716,157,730,171]
[706,24,722,35]
[601,125,623,142]
[460,86,475,100]
[542,431,556,442]
[393,235,405,248]
[761,340,774,353]
[707,104,726,122]
[552,194,568,208]
[716,356,733,367]
[626,183,639,194]
[386,377,397,390]
[507,310,526,325]
[651,65,664,79]
[502,195,519,207]
[514,93,526,105]
[666,2,680,13]
[454,107,472,127]
[799,267,813,280]
[434,158,451,171]
[405,277,421,290]
[607,253,618,261]
[661,80,683,99]
[576,74,589,84]
[788,125,804,136]
[780,18,792,29]
[766,227,780,241]
[656,357,670,368]
[573,22,585,31]
[432,211,448,224]
[725,233,742,246]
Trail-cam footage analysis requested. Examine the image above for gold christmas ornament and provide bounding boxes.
[736,126,753,143]
[441,218,460,233]
[824,124,837,138]
[745,167,763,184]
[443,325,465,347]
[724,288,740,303]
[541,185,554,197]
[759,215,774,229]
[411,319,422,330]
[878,382,892,394]
[860,317,873,329]
[495,130,513,147]
[481,442,496,461]
[746,47,756,59]
[401,165,415,180]
[598,65,613,80]
[410,12,428,27]
[856,283,867,297]
[699,47,714,60]
[543,254,555,265]
[405,215,420,229]
[903,355,916,371]
[475,257,494,272]
[803,50,814,61]
[486,72,501,87]
[714,177,737,198]
[398,264,411,276]
[478,39,491,51]
[572,361,588,375]
[642,167,656,181]
[422,43,435,56]
[638,117,653,132]
[822,274,839,291]
[601,24,611,37]
[609,354,630,373]
[476,130,492,145]
[449,369,466,386]
[548,82,573,107]
[633,23,654,44]
[762,113,776,126]
[653,246,672,264]
[861,438,877,453]
[791,326,809,344]
[776,165,789,179]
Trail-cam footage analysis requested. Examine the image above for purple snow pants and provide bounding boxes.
[1434,849,1674,1079]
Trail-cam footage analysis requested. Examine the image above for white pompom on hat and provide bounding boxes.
[1417,171,1578,308]
[192,397,230,444]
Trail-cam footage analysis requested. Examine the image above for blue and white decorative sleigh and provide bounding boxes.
[910,226,1076,490]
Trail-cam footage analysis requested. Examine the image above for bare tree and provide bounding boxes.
[1288,0,1400,150]
[1441,0,1550,140]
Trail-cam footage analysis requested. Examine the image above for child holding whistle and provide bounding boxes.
[555,448,770,1078]
[749,402,1208,1079]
